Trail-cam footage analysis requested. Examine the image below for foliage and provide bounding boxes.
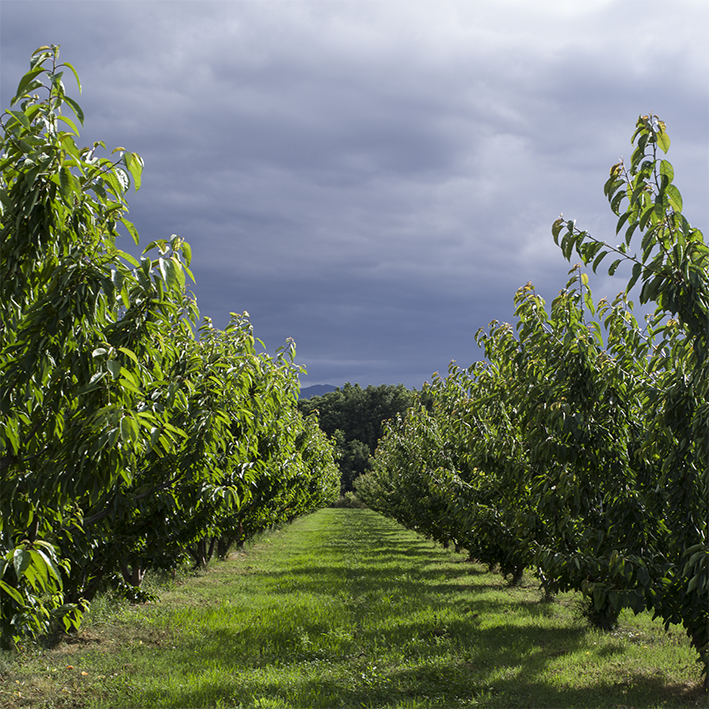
[360,115,708,681]
[554,115,708,672]
[328,491,367,508]
[299,382,414,492]
[0,46,338,648]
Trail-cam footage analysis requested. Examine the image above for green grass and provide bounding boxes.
[0,508,705,708]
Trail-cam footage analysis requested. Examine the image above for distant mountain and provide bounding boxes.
[299,384,338,399]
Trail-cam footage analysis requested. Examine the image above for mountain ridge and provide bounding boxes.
[299,384,338,399]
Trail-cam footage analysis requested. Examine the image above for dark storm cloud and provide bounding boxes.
[1,0,707,387]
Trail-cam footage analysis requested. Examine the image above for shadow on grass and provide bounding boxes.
[134,510,704,708]
[140,618,704,708]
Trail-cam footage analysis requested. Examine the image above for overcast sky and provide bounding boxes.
[1,1,707,389]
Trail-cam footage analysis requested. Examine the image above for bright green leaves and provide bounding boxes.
[123,151,143,190]
[0,46,180,645]
[0,540,78,647]
[665,184,683,213]
[0,48,385,652]
[552,114,709,677]
[554,114,702,334]
[143,234,196,289]
[11,66,46,104]
[656,125,671,154]
[9,544,62,595]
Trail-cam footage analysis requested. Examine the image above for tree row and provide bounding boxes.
[357,115,708,683]
[0,46,340,647]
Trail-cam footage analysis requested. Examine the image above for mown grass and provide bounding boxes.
[0,508,705,708]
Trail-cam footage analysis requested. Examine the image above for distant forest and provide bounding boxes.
[298,383,414,492]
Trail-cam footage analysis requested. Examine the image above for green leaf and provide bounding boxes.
[0,579,24,605]
[13,79,45,105]
[615,212,630,235]
[625,221,639,245]
[659,160,674,184]
[78,371,108,395]
[627,262,642,292]
[641,276,661,303]
[3,419,20,455]
[687,574,700,593]
[118,377,142,395]
[656,128,670,154]
[183,263,196,283]
[150,427,161,450]
[638,204,655,231]
[8,109,31,130]
[115,166,130,192]
[631,144,645,172]
[61,61,82,93]
[104,169,128,196]
[124,152,143,191]
[118,367,138,387]
[561,233,573,261]
[62,95,85,125]
[143,239,167,255]
[31,549,59,589]
[164,257,185,291]
[120,415,139,444]
[583,290,595,316]
[58,166,78,203]
[119,217,140,245]
[610,190,625,215]
[180,241,192,266]
[13,66,45,102]
[13,549,31,579]
[666,184,683,213]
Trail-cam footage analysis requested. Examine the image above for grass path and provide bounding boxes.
[0,508,705,708]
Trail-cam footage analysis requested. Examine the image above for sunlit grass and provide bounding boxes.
[0,508,704,708]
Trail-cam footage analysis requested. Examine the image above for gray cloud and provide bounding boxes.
[2,0,707,387]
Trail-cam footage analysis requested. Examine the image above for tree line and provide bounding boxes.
[298,382,414,494]
[356,115,708,684]
[0,46,340,647]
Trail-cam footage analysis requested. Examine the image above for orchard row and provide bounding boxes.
[357,114,708,682]
[0,47,339,647]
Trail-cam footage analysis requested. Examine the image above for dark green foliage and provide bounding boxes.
[298,382,414,492]
[328,491,366,508]
[359,115,708,683]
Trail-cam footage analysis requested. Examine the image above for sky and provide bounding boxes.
[1,0,707,389]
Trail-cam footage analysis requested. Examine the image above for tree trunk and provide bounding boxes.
[120,563,145,587]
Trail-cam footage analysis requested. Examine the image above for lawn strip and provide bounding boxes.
[0,508,704,708]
